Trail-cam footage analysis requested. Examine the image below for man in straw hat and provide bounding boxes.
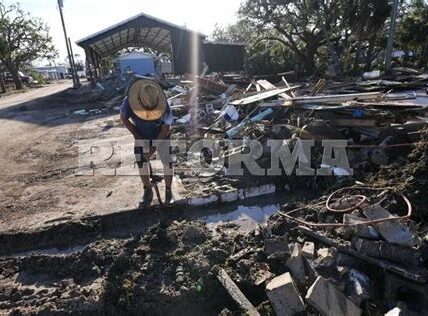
[120,76,174,207]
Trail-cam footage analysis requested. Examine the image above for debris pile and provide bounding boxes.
[164,68,428,196]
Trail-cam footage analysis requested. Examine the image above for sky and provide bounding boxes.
[9,0,243,65]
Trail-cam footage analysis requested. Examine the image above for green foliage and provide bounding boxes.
[28,70,46,85]
[211,0,402,76]
[397,0,428,68]
[0,1,57,89]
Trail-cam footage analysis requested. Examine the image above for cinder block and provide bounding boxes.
[306,276,361,316]
[266,272,305,316]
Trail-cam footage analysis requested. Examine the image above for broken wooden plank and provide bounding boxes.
[282,76,296,97]
[353,238,422,266]
[363,204,422,247]
[283,91,382,106]
[256,79,291,99]
[310,79,326,96]
[347,101,423,108]
[216,267,260,315]
[230,86,299,105]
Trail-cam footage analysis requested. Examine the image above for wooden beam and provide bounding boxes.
[284,92,382,106]
[230,86,300,106]
[257,79,291,99]
[216,267,260,316]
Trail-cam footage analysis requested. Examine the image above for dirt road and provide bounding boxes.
[0,81,73,108]
[0,82,173,232]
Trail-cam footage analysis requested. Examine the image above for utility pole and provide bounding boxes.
[68,37,80,85]
[385,0,399,73]
[57,0,78,87]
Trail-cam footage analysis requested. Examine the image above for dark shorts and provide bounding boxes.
[134,138,172,168]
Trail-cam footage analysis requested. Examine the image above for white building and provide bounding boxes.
[32,65,68,80]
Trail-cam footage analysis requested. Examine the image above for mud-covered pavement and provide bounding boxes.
[0,221,250,314]
[0,81,161,232]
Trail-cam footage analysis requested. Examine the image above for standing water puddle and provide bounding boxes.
[201,203,279,231]
[196,192,299,232]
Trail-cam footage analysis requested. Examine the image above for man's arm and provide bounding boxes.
[120,113,142,139]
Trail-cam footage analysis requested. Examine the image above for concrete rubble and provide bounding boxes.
[306,276,362,316]
[1,67,428,314]
[266,272,305,316]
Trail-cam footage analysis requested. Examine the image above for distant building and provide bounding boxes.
[392,50,415,58]
[114,52,155,76]
[32,65,68,80]
[156,60,172,74]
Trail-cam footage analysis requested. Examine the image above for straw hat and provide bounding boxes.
[127,79,167,121]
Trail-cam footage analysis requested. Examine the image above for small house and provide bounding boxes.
[115,52,155,76]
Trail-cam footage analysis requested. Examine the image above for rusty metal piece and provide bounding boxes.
[278,186,412,228]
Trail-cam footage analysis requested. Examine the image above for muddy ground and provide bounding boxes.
[0,81,178,233]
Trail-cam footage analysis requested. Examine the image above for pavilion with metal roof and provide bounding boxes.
[76,13,245,79]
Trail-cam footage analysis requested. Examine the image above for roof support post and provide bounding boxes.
[84,48,94,83]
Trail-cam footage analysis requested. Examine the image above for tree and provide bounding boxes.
[0,63,5,93]
[398,0,428,69]
[211,21,296,75]
[339,0,390,72]
[239,0,339,75]
[0,2,56,90]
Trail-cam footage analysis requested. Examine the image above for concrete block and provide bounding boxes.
[306,276,361,316]
[285,243,306,287]
[264,236,289,260]
[363,204,421,247]
[266,272,305,316]
[302,241,315,258]
[317,248,330,258]
[343,214,380,239]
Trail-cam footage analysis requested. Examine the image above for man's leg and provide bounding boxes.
[157,139,174,204]
[135,143,154,207]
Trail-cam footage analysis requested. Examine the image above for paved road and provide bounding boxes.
[0,81,73,109]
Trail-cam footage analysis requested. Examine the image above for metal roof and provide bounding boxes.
[77,12,246,76]
[76,12,205,57]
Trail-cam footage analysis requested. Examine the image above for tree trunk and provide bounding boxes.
[11,67,23,90]
[353,38,362,72]
[0,72,6,94]
[365,37,376,71]
[304,45,317,75]
[418,42,428,69]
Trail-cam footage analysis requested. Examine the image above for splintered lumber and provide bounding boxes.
[283,91,382,106]
[230,86,299,105]
[310,79,326,96]
[282,76,296,97]
[297,225,428,283]
[352,238,422,266]
[347,101,423,108]
[216,267,260,316]
[256,79,292,99]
